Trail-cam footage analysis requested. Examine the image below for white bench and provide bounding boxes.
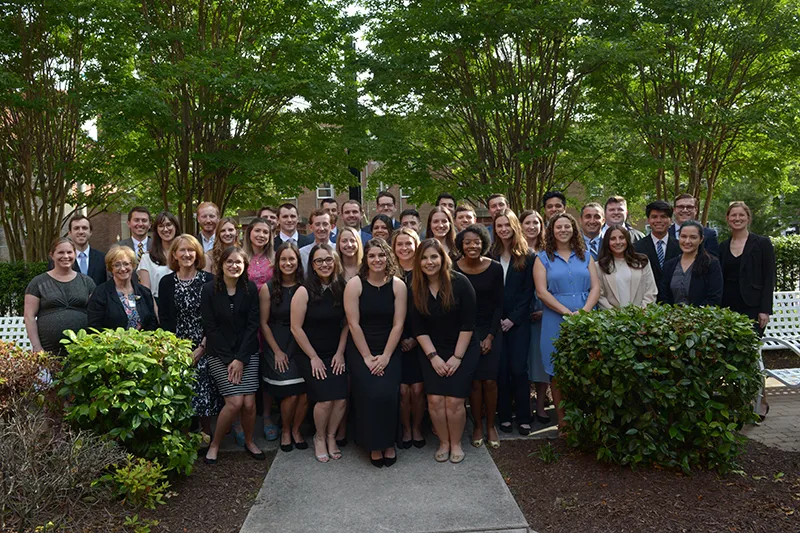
[756,291,800,413]
[0,316,31,351]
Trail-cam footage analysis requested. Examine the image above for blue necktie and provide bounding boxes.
[656,240,665,268]
[78,252,88,275]
[590,239,598,258]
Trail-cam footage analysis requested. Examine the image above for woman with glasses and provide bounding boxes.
[291,244,349,463]
[137,211,180,305]
[88,245,158,331]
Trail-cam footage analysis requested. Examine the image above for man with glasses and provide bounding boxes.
[376,191,401,229]
[670,194,719,256]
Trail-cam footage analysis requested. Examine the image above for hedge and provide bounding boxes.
[553,304,761,473]
[773,235,800,291]
[0,261,49,315]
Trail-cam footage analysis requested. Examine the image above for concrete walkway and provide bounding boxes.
[239,424,531,533]
[741,381,800,452]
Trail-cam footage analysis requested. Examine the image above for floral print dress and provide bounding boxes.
[173,271,223,417]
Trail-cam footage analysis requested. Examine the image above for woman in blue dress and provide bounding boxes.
[533,213,600,430]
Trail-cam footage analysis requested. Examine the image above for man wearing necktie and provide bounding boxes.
[47,215,108,286]
[669,193,719,256]
[580,202,604,260]
[634,200,680,286]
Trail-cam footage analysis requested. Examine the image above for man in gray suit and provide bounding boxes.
[118,206,152,261]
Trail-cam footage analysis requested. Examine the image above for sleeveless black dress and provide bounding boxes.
[400,269,424,385]
[262,283,305,398]
[295,288,347,402]
[346,280,402,451]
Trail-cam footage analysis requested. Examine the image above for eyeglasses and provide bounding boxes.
[112,262,133,270]
[224,259,245,266]
[312,257,335,266]
[378,202,394,208]
[675,205,695,211]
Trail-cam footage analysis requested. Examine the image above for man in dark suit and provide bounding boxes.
[48,215,108,286]
[670,193,719,256]
[603,195,645,243]
[274,203,314,248]
[634,200,680,285]
[118,206,152,260]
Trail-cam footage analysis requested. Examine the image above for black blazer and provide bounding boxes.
[719,233,775,314]
[158,271,214,334]
[634,234,681,285]
[670,224,719,256]
[657,254,723,307]
[496,253,535,327]
[200,280,260,366]
[87,280,158,331]
[48,247,108,287]
[275,233,314,248]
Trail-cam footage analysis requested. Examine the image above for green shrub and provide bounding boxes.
[0,261,48,315]
[772,235,800,291]
[58,328,201,475]
[103,455,170,510]
[553,304,761,473]
[0,341,61,415]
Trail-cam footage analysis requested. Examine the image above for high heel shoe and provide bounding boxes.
[401,439,413,449]
[471,438,484,448]
[384,454,397,467]
[371,457,384,468]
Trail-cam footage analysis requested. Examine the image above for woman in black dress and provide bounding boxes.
[344,238,407,467]
[291,244,349,463]
[410,239,479,464]
[491,209,535,435]
[392,228,426,448]
[201,246,264,463]
[454,225,504,449]
[158,234,220,440]
[260,243,309,452]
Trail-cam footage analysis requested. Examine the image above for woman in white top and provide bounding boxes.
[596,224,657,309]
[138,211,180,304]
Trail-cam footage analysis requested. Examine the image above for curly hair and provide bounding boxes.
[597,224,648,274]
[455,224,491,257]
[150,211,181,266]
[489,209,530,270]
[358,237,398,281]
[270,242,304,308]
[213,246,250,294]
[303,244,345,305]
[412,239,454,316]
[543,213,585,262]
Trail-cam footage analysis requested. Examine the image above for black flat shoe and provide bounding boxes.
[371,457,384,468]
[204,456,217,465]
[293,436,309,450]
[401,440,413,449]
[247,448,266,461]
[336,437,348,447]
[412,438,426,449]
[384,455,397,467]
[536,414,552,424]
[280,442,293,452]
[498,423,513,434]
[518,424,531,436]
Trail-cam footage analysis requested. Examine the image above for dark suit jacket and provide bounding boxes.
[496,253,535,326]
[200,280,260,366]
[719,233,775,314]
[48,247,108,287]
[634,234,681,285]
[275,233,314,248]
[657,255,723,307]
[117,237,151,253]
[670,223,719,256]
[87,280,158,331]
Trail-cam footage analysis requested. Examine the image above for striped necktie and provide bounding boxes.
[137,241,144,260]
[656,239,665,268]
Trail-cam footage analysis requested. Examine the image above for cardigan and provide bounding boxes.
[87,280,158,331]
[597,260,658,309]
[718,233,775,314]
[657,254,723,307]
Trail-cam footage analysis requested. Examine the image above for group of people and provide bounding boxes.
[23,189,776,468]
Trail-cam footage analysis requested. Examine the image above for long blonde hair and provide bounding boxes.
[209,217,241,272]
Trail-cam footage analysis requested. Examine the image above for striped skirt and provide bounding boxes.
[208,355,260,397]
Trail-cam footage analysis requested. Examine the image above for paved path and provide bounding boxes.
[741,381,800,452]
[239,422,531,533]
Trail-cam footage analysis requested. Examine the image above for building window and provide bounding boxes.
[316,184,334,206]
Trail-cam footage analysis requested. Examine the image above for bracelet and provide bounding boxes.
[426,351,439,360]
[454,354,464,360]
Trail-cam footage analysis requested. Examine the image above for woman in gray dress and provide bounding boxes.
[24,238,96,357]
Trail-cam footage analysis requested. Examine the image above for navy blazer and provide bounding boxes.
[87,280,158,331]
[719,233,775,314]
[48,247,108,287]
[657,254,723,307]
[496,253,535,326]
[275,233,314,248]
[200,280,260,366]
[634,234,681,286]
[670,224,719,257]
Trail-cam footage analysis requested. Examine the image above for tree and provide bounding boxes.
[96,0,363,231]
[588,0,799,223]
[363,0,600,211]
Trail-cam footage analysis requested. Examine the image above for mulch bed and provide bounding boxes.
[764,350,799,370]
[491,439,800,533]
